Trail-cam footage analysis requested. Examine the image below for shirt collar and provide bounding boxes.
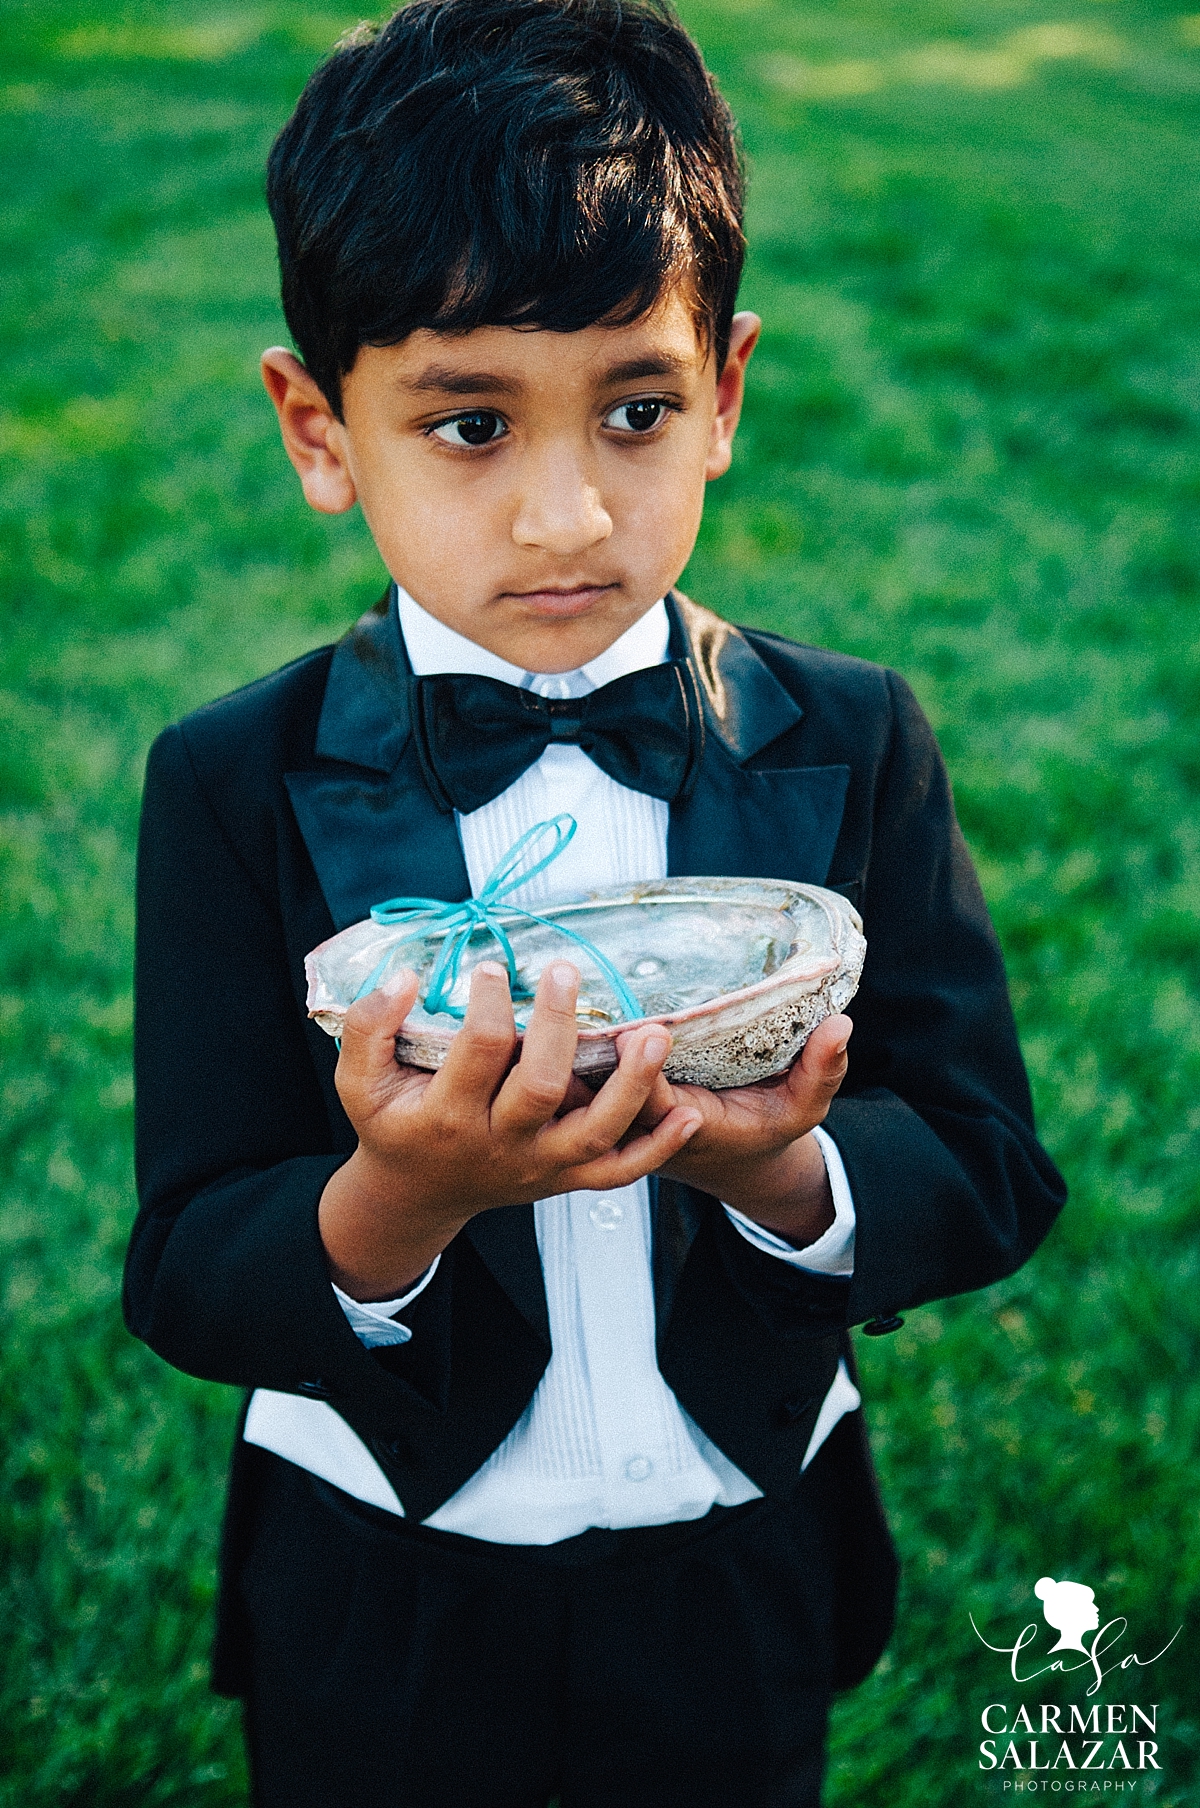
[395,585,670,699]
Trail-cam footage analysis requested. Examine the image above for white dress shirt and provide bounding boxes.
[245,590,860,1542]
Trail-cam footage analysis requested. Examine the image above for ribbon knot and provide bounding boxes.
[359,816,643,1025]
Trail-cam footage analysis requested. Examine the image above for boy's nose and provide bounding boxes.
[510,454,613,555]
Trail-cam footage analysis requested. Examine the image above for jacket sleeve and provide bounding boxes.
[824,671,1066,1325]
[124,725,430,1426]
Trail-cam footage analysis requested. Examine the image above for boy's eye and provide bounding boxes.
[604,399,670,434]
[430,411,507,447]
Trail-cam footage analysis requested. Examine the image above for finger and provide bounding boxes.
[799,1012,852,1078]
[428,960,517,1111]
[613,1023,678,1124]
[337,968,420,1086]
[557,1072,596,1114]
[562,1104,703,1193]
[536,1024,674,1167]
[492,961,580,1135]
[663,1015,852,1147]
[785,1013,852,1114]
[630,1067,684,1131]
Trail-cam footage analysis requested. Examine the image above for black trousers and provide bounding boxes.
[240,1449,838,1808]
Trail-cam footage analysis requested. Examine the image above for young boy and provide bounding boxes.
[125,2,1066,1803]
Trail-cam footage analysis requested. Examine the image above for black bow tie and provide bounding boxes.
[411,661,705,815]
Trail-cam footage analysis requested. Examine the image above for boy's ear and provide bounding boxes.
[704,311,761,483]
[261,348,358,514]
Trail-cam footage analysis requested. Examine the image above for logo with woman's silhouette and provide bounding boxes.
[971,1576,1180,1694]
[1034,1576,1100,1653]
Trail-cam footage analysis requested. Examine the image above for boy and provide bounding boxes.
[125,2,1066,1804]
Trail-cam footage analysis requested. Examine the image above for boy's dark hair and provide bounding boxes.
[267,0,745,413]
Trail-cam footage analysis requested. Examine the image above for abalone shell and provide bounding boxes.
[306,876,865,1089]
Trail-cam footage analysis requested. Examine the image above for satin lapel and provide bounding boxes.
[284,594,470,930]
[669,747,850,885]
[666,593,850,886]
[669,592,802,762]
[315,594,412,773]
[285,760,469,932]
[285,591,548,1342]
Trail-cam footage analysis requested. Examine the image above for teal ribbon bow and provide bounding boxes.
[358,815,642,1025]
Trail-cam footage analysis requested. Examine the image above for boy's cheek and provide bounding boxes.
[355,479,495,605]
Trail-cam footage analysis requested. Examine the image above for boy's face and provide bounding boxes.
[263,290,759,672]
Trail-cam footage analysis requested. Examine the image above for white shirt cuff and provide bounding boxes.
[333,1255,441,1349]
[722,1126,855,1275]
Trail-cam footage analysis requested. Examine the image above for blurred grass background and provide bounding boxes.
[1,0,1199,1800]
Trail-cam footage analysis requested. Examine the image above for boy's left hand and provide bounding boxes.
[628,1014,853,1248]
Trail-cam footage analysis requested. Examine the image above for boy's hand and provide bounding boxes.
[320,960,702,1301]
[631,1015,854,1249]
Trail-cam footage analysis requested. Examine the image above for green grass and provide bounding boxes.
[2,0,1199,1801]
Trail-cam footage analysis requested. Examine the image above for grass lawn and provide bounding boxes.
[2,0,1199,1801]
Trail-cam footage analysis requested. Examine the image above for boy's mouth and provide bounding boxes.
[503,583,620,618]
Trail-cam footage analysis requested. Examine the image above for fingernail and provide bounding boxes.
[680,1114,702,1140]
[547,961,578,996]
[382,968,413,998]
[475,960,507,980]
[642,1031,670,1063]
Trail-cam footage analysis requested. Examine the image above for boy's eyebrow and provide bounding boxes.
[405,366,520,397]
[599,354,692,386]
[402,351,694,400]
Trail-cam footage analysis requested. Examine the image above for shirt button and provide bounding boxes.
[624,1456,653,1482]
[589,1198,625,1230]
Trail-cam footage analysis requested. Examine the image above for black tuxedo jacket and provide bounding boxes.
[125,589,1065,1692]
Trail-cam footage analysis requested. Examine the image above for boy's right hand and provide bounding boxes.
[319,960,702,1302]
